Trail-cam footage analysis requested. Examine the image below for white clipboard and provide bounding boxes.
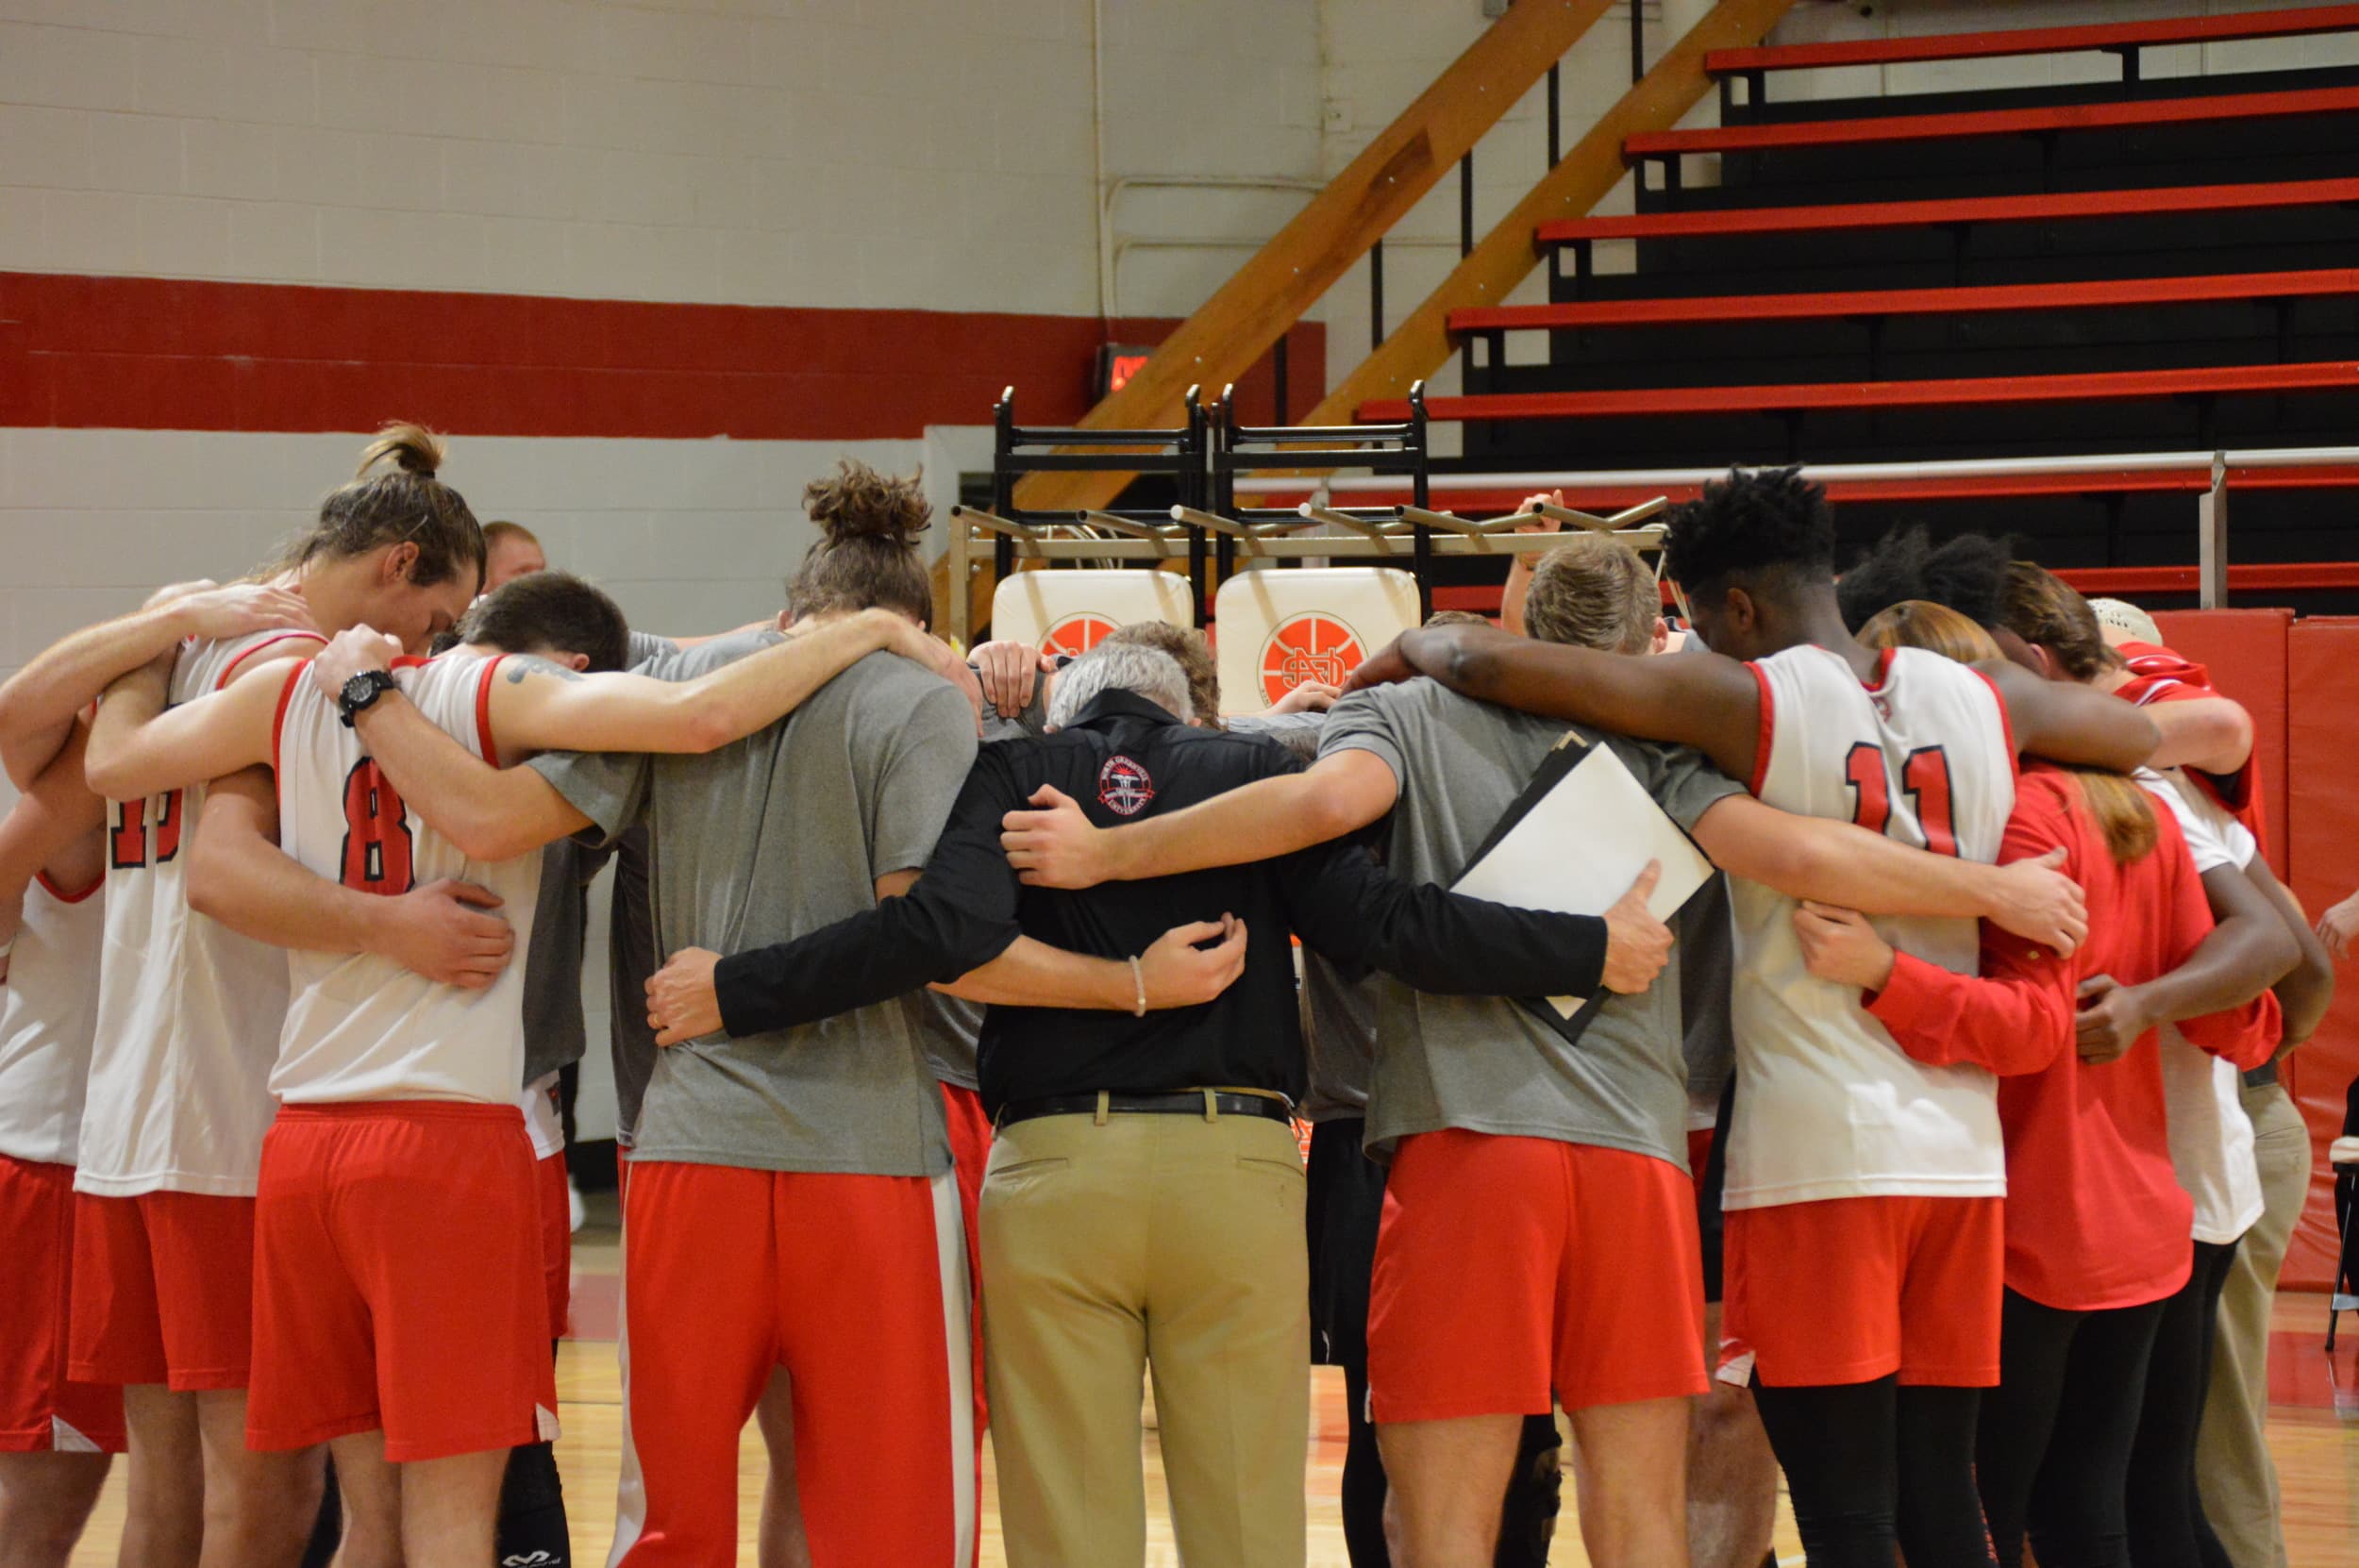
[1452,728,1717,1027]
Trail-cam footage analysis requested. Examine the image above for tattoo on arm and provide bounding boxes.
[504,657,585,685]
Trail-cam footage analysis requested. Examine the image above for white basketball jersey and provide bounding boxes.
[0,873,106,1167]
[79,630,325,1197]
[1724,644,2017,1209]
[2140,770,2267,1244]
[273,651,541,1107]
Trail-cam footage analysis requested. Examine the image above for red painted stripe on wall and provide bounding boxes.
[0,273,1325,442]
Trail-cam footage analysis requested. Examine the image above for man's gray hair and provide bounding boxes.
[1047,642,1191,728]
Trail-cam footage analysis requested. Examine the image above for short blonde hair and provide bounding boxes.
[1524,535,1658,654]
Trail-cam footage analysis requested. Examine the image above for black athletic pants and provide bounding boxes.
[1974,1288,2167,1568]
[2126,1238,2240,1568]
[1307,1117,1562,1568]
[1751,1376,1996,1568]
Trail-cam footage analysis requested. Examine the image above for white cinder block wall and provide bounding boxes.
[5,0,2350,1134]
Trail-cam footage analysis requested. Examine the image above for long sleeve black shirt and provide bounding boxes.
[712,690,1609,1114]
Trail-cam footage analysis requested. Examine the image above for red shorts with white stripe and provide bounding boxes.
[71,1188,256,1393]
[246,1102,556,1461]
[611,1159,974,1567]
[537,1151,572,1340]
[0,1156,125,1452]
[1368,1130,1706,1423]
[1723,1194,2003,1388]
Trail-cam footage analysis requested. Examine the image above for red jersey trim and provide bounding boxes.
[214,630,327,692]
[34,869,101,903]
[1969,666,2020,777]
[1860,644,1899,692]
[1745,660,1775,796]
[474,655,510,766]
[270,660,310,783]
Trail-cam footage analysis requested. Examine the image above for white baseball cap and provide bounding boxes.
[2086,597,2160,646]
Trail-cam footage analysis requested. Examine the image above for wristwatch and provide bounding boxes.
[337,669,399,727]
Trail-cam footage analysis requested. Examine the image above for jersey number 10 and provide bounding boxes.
[339,759,415,895]
[1845,742,1958,857]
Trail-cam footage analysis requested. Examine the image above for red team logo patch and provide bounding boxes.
[1259,613,1364,708]
[1042,613,1118,658]
[1097,755,1155,816]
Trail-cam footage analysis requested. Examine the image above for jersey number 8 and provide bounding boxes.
[340,759,415,895]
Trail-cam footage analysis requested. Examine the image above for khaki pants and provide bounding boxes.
[2198,1079,2310,1568]
[979,1105,1310,1568]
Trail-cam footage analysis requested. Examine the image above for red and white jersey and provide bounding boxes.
[2139,767,2268,1243]
[2115,641,2267,854]
[1724,644,2018,1209]
[79,629,325,1197]
[0,872,106,1165]
[272,650,541,1107]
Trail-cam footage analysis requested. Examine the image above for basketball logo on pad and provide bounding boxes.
[1259,613,1364,708]
[1043,612,1117,658]
[1097,755,1156,817]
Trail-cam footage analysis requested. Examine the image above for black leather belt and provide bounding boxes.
[2243,1063,2279,1090]
[996,1092,1292,1128]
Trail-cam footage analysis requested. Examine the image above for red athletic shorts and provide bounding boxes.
[537,1151,572,1340]
[71,1188,255,1392]
[247,1102,557,1461]
[615,1159,973,1566]
[1723,1193,2003,1388]
[1686,1127,1714,1190]
[942,1082,990,1440]
[0,1156,125,1451]
[1368,1130,1706,1422]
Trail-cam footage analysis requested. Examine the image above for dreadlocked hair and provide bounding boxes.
[1837,525,2013,633]
[1661,466,1833,597]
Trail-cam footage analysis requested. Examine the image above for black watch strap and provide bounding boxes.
[338,669,398,727]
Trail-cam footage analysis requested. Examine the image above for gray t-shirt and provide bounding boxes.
[577,629,678,1143]
[1677,876,1736,1125]
[606,823,659,1144]
[529,640,977,1176]
[519,839,607,1087]
[1300,953,1376,1122]
[1321,679,1743,1165]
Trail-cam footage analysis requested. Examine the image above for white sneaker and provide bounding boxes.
[567,1178,587,1233]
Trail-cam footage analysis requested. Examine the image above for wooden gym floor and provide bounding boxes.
[69,1203,2359,1566]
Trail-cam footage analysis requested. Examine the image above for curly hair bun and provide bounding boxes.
[357,422,447,480]
[803,459,929,544]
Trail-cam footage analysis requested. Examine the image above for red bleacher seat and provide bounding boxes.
[1251,467,2359,518]
[1703,6,2359,76]
[1533,175,2359,248]
[1625,83,2359,161]
[1429,562,2359,619]
[1447,269,2359,336]
[1358,360,2359,425]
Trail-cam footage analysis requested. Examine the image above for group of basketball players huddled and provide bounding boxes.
[0,424,2334,1568]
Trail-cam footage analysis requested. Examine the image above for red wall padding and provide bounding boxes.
[2278,618,2359,1290]
[2150,608,2291,882]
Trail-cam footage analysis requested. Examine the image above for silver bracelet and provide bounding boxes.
[1129,954,1146,1017]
